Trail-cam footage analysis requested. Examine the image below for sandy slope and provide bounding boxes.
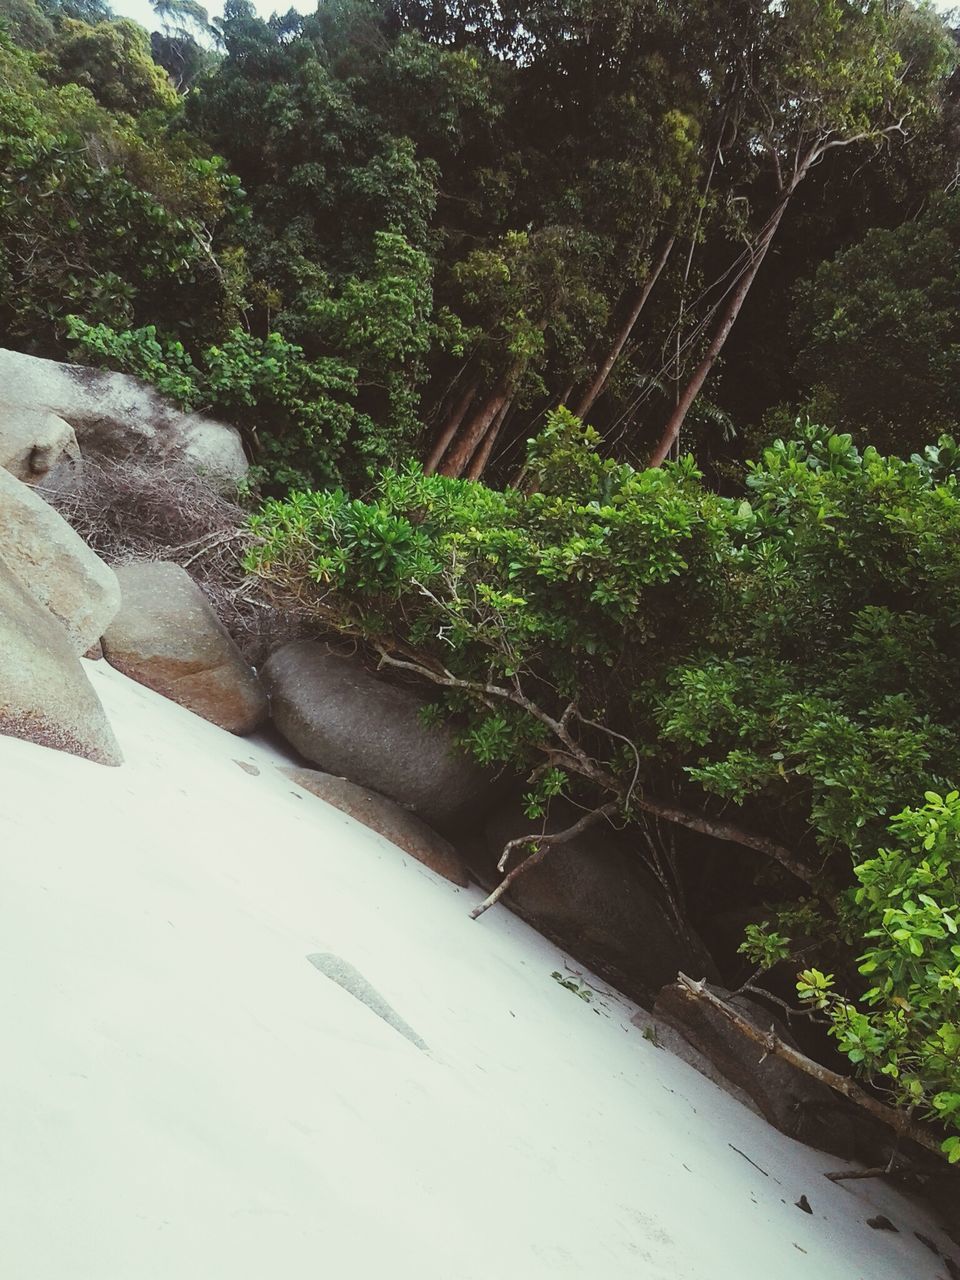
[0,660,953,1279]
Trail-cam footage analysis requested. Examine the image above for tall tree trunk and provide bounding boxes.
[574,235,676,420]
[423,382,477,475]
[649,190,797,468]
[465,398,512,481]
[439,369,516,478]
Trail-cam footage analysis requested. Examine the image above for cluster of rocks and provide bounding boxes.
[0,348,263,768]
[0,347,248,495]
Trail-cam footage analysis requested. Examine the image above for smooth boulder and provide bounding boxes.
[0,557,121,765]
[262,643,495,833]
[0,348,247,490]
[477,798,717,1005]
[0,466,120,652]
[0,405,82,495]
[102,562,266,734]
[283,767,470,887]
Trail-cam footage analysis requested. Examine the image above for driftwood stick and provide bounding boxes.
[674,973,947,1161]
[470,803,619,921]
[824,1167,892,1183]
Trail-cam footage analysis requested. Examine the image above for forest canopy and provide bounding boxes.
[3,0,958,487]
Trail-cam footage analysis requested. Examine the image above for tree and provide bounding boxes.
[247,415,960,1152]
[784,196,960,453]
[0,31,243,346]
[49,16,179,112]
[0,0,54,48]
[649,0,953,466]
[149,0,212,89]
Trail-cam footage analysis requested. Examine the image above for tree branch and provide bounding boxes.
[673,974,947,1161]
[630,796,820,890]
[470,803,620,920]
[374,644,821,891]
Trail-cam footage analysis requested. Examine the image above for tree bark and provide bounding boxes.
[648,203,789,466]
[423,382,477,475]
[465,398,512,481]
[574,235,676,420]
[673,974,948,1161]
[438,370,516,478]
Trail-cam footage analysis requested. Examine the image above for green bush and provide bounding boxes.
[790,790,960,1158]
[66,312,423,493]
[247,411,960,1153]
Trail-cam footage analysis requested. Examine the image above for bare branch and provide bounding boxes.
[673,975,947,1161]
[627,795,820,891]
[374,644,822,891]
[470,803,620,921]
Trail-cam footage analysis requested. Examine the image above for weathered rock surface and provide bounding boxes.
[0,405,82,494]
[261,642,496,833]
[476,798,718,1005]
[101,561,266,734]
[0,557,121,765]
[0,466,120,652]
[0,348,247,490]
[282,767,470,887]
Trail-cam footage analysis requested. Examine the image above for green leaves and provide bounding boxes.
[796,790,960,1142]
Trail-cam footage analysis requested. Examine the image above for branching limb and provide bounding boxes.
[470,803,620,921]
[674,975,947,1161]
[632,797,820,890]
[371,645,822,893]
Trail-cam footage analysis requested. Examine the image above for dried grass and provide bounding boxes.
[41,460,315,665]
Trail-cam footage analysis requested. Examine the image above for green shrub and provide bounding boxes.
[66,317,385,492]
[247,411,960,1153]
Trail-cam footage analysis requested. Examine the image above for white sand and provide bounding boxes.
[0,660,953,1279]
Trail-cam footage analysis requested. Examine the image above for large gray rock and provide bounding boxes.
[0,466,120,652]
[282,767,470,887]
[0,348,247,490]
[262,642,495,833]
[0,405,82,495]
[477,798,717,1005]
[0,556,121,765]
[102,562,266,734]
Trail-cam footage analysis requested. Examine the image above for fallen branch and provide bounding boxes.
[470,803,619,921]
[674,974,947,1161]
[824,1167,891,1183]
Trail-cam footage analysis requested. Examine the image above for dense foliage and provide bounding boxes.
[1,0,957,485]
[248,415,960,1153]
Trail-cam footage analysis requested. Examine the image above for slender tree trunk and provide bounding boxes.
[423,382,477,475]
[649,167,810,467]
[574,236,676,421]
[465,398,512,481]
[439,370,516,478]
